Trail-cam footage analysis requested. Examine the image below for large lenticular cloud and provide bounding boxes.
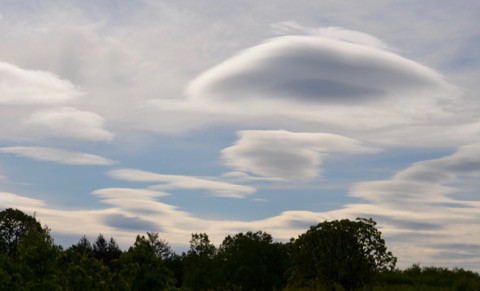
[187,33,459,128]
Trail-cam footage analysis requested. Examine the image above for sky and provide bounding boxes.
[0,0,479,270]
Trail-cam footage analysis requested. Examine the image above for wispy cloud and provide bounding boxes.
[107,169,256,199]
[0,191,45,208]
[0,146,115,165]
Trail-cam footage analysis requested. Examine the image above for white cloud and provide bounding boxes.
[25,107,114,142]
[186,33,460,129]
[0,61,112,143]
[0,146,115,165]
[222,130,376,180]
[270,22,390,50]
[107,168,256,199]
[0,61,81,105]
[0,192,45,208]
[92,188,171,214]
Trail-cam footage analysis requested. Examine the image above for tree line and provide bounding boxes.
[0,208,479,290]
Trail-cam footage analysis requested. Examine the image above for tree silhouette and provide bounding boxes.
[289,218,397,290]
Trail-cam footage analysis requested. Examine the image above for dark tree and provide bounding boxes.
[93,234,108,260]
[120,234,175,290]
[0,208,43,257]
[106,237,122,267]
[183,233,217,289]
[16,226,62,289]
[59,235,111,289]
[93,234,122,268]
[164,252,185,288]
[146,232,173,260]
[74,235,93,255]
[217,231,285,290]
[288,218,397,290]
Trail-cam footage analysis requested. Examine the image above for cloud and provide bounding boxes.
[222,130,376,180]
[352,142,480,205]
[344,142,480,268]
[0,61,81,105]
[221,171,286,182]
[186,33,460,129]
[107,169,256,199]
[25,107,114,142]
[270,22,390,50]
[103,213,161,232]
[0,61,112,143]
[0,146,115,165]
[0,192,45,208]
[93,188,170,199]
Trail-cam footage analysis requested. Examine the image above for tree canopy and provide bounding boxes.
[0,208,478,290]
[288,218,397,290]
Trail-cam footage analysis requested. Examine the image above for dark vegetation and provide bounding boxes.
[0,208,479,290]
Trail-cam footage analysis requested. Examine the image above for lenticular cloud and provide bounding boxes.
[187,33,459,128]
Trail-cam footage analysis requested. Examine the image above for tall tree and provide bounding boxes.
[59,235,111,289]
[183,233,217,289]
[93,234,108,261]
[0,208,43,257]
[93,234,122,268]
[119,234,175,290]
[217,231,285,290]
[288,218,397,290]
[16,226,62,289]
[146,232,172,260]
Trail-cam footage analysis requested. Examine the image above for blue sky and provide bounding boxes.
[1,0,480,270]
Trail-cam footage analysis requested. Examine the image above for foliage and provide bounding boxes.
[0,208,478,290]
[375,264,480,290]
[217,230,285,290]
[288,217,397,290]
[0,208,43,257]
[119,234,176,290]
[93,234,122,268]
[183,233,217,289]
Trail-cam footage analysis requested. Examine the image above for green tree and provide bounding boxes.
[58,236,112,289]
[183,233,217,290]
[288,218,397,290]
[146,232,173,260]
[16,226,62,289]
[0,208,43,257]
[119,234,175,290]
[217,231,285,290]
[93,234,122,268]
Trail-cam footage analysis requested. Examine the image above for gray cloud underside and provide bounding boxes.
[104,213,161,232]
